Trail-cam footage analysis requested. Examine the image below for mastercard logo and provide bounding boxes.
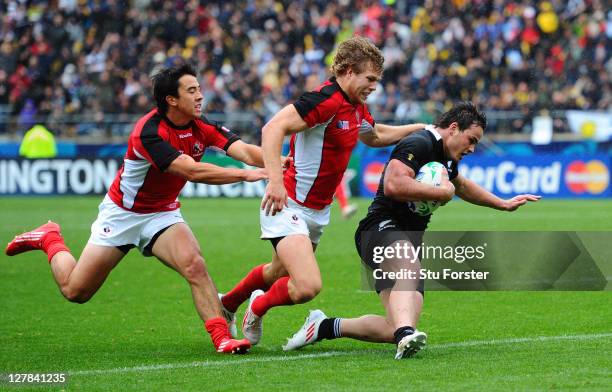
[565,160,610,194]
[363,161,385,193]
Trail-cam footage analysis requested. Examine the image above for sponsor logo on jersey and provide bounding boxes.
[337,120,349,130]
[193,142,204,156]
[178,133,193,138]
[378,219,396,231]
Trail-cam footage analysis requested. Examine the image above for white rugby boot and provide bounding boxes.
[242,290,265,345]
[394,330,427,359]
[218,293,238,338]
[283,309,328,351]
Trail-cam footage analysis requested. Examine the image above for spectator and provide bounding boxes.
[0,0,608,138]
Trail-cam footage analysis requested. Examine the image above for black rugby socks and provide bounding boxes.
[393,326,415,345]
[317,318,342,341]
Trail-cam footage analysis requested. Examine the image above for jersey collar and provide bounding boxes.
[425,124,442,140]
[161,113,194,130]
[426,125,454,162]
[329,76,354,106]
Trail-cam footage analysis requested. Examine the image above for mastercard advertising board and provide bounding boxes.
[359,155,611,198]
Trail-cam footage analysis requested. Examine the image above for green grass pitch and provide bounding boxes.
[1,197,611,391]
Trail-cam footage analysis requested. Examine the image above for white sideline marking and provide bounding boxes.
[70,332,612,377]
[69,351,346,376]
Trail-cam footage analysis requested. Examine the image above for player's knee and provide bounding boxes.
[181,254,208,283]
[292,279,321,303]
[62,286,92,304]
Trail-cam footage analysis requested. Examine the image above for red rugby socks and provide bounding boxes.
[42,231,70,263]
[222,264,270,312]
[251,276,293,317]
[205,317,231,347]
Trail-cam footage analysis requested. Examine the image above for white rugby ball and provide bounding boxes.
[407,161,447,216]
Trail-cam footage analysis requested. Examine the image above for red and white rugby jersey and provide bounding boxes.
[285,77,375,210]
[107,109,239,213]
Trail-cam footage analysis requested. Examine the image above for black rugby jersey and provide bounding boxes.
[363,126,458,231]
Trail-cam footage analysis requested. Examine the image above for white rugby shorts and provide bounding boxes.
[88,195,185,256]
[260,198,331,244]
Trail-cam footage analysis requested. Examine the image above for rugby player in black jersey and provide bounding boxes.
[282,102,540,359]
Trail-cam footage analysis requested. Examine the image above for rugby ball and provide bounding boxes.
[407,161,446,216]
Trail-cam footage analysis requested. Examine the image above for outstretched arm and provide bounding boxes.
[226,140,292,169]
[166,154,267,184]
[359,123,427,147]
[452,174,541,211]
[226,140,265,167]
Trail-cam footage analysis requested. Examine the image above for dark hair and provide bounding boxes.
[151,64,197,114]
[435,101,487,132]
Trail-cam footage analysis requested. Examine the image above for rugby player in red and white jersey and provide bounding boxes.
[217,36,427,345]
[5,64,271,354]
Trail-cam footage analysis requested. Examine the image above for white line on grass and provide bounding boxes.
[69,351,348,376]
[430,332,612,349]
[70,332,612,377]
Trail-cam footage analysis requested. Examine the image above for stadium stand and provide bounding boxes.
[0,0,610,138]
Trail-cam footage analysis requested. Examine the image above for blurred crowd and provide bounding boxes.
[0,0,610,138]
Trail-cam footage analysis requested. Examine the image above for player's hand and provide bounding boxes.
[439,168,455,203]
[244,168,268,182]
[261,180,288,216]
[501,194,541,211]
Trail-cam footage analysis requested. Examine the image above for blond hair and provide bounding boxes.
[330,36,384,77]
